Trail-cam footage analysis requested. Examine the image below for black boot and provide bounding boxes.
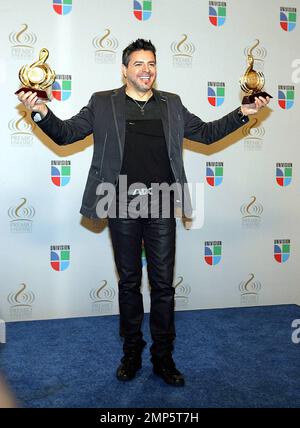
[151,354,185,387]
[116,340,146,381]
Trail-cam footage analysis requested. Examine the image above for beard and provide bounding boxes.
[127,75,155,93]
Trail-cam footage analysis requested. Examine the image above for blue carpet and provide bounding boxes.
[1,304,300,408]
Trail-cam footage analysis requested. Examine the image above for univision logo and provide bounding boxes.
[133,0,152,21]
[93,29,119,64]
[206,162,223,187]
[171,34,195,68]
[278,85,294,110]
[8,111,35,147]
[276,163,292,187]
[274,239,290,263]
[209,1,227,27]
[53,0,72,15]
[141,246,147,267]
[52,74,72,101]
[51,160,71,187]
[280,7,296,32]
[9,24,37,59]
[208,82,225,107]
[204,241,222,266]
[174,276,191,309]
[8,198,35,233]
[90,280,116,315]
[50,245,70,271]
[7,283,35,320]
[239,273,261,305]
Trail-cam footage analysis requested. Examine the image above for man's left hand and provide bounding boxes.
[241,96,270,116]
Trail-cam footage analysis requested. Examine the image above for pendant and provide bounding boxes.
[141,109,144,115]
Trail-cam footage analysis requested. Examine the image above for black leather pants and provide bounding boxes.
[108,217,176,357]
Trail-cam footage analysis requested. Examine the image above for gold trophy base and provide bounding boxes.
[242,91,272,105]
[15,87,51,101]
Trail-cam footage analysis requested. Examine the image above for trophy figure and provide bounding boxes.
[240,40,272,104]
[15,48,55,101]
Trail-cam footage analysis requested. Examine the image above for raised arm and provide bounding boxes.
[183,96,269,145]
[17,90,95,145]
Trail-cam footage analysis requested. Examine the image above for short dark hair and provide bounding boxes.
[122,39,156,67]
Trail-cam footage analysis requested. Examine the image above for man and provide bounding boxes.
[17,39,269,387]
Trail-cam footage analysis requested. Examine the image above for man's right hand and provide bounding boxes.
[17,90,49,118]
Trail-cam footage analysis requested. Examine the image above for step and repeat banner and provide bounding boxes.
[0,0,299,322]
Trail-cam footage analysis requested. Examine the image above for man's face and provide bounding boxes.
[123,50,157,93]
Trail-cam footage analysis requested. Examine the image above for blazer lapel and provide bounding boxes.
[111,86,126,159]
[153,89,171,155]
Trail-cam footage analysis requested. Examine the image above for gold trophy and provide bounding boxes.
[15,48,55,101]
[240,40,272,104]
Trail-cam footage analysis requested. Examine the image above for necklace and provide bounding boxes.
[131,96,152,115]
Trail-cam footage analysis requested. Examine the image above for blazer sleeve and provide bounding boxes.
[182,103,249,145]
[31,94,95,145]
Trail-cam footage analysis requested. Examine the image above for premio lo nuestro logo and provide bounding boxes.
[239,273,261,305]
[50,245,70,271]
[52,74,72,101]
[93,29,119,64]
[242,118,265,151]
[171,34,195,68]
[133,0,152,21]
[51,160,71,187]
[206,162,223,187]
[8,198,35,233]
[274,239,290,263]
[276,163,292,187]
[280,7,296,31]
[90,280,116,315]
[174,276,191,309]
[8,111,35,147]
[208,82,225,106]
[7,283,35,320]
[209,1,227,27]
[204,241,222,265]
[9,24,37,59]
[278,85,294,110]
[243,42,267,73]
[53,0,72,15]
[240,196,263,228]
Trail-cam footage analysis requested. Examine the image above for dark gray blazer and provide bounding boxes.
[34,85,248,218]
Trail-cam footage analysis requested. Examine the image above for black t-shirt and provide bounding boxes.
[120,95,174,190]
[114,95,175,217]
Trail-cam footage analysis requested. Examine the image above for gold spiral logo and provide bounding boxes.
[7,283,35,306]
[89,280,116,302]
[93,29,119,52]
[240,196,263,218]
[171,34,195,57]
[9,24,37,47]
[8,198,35,220]
[8,111,35,134]
[239,274,261,294]
[242,118,265,139]
[174,276,191,297]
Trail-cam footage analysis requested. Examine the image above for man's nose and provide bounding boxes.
[142,63,150,72]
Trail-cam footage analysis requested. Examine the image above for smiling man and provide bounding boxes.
[17,39,269,387]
